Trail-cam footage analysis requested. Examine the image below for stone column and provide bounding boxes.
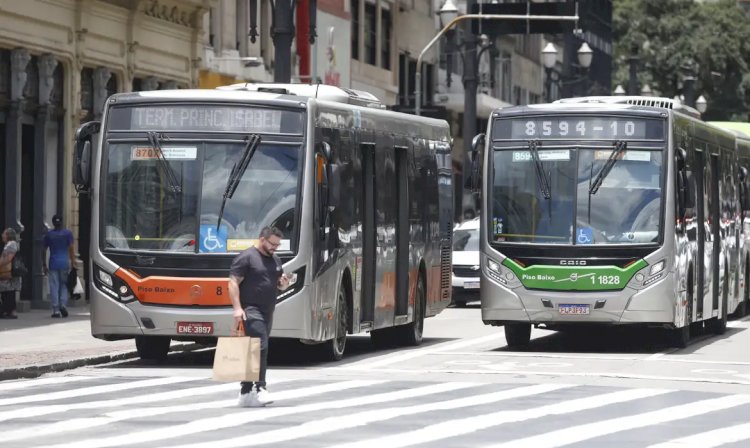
[141,76,160,91]
[5,48,30,232]
[30,54,58,308]
[93,67,112,121]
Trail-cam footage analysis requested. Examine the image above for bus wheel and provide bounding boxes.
[504,323,531,348]
[400,275,426,346]
[324,287,348,361]
[135,336,171,361]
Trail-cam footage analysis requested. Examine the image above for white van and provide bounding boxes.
[452,218,480,307]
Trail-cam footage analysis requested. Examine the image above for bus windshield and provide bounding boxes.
[103,140,301,253]
[490,146,663,245]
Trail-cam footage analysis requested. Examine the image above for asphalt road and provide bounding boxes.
[3,304,750,447]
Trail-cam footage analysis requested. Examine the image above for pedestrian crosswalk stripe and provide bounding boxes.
[0,382,241,422]
[37,381,479,448]
[2,379,360,443]
[344,333,507,370]
[175,383,575,448]
[0,376,95,393]
[487,394,750,448]
[648,421,750,448]
[0,376,196,406]
[327,388,671,448]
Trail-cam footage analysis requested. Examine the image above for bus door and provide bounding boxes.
[394,145,410,319]
[360,143,376,325]
[373,140,398,328]
[695,149,706,318]
[710,153,721,313]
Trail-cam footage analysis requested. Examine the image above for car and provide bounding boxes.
[452,217,480,307]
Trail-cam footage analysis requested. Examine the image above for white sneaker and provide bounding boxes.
[237,391,262,408]
[255,387,274,406]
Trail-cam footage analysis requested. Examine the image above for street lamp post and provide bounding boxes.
[248,0,318,83]
[415,6,581,116]
[696,95,708,114]
[542,42,557,103]
[541,41,592,102]
[627,43,639,96]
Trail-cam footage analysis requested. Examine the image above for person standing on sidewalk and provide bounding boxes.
[229,226,291,408]
[0,228,21,319]
[43,214,75,318]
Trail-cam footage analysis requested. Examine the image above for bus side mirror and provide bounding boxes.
[470,133,485,192]
[73,121,101,192]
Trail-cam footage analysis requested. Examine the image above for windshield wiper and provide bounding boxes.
[529,140,551,200]
[216,134,262,230]
[589,140,627,195]
[146,132,182,194]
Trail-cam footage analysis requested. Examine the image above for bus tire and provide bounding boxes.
[400,274,426,346]
[504,323,531,348]
[707,270,729,335]
[323,286,348,361]
[135,336,171,361]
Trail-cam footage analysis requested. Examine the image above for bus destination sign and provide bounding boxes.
[109,105,303,134]
[503,117,664,140]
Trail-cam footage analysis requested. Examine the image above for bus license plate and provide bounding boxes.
[558,304,590,315]
[176,322,214,335]
[464,281,480,289]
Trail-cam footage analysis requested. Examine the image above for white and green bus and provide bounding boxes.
[475,96,750,348]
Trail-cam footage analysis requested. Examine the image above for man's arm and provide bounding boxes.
[229,274,245,328]
[43,236,49,275]
[68,245,76,270]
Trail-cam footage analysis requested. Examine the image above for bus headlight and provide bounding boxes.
[277,266,306,303]
[98,269,113,287]
[650,260,666,276]
[485,258,514,285]
[93,264,137,304]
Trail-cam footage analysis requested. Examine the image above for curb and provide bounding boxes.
[0,343,204,381]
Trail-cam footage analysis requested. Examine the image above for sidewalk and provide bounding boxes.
[0,301,197,380]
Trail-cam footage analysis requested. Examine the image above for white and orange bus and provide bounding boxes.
[73,84,453,361]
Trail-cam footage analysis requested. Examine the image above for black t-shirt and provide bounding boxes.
[229,247,283,315]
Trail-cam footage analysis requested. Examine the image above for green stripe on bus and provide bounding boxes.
[502,258,648,291]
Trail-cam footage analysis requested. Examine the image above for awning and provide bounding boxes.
[433,92,513,119]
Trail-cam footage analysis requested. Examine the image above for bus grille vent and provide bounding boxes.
[625,98,674,109]
[440,246,452,290]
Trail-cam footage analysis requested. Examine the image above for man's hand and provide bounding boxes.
[232,307,246,336]
[278,273,291,290]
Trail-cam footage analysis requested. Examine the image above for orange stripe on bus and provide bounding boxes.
[115,269,231,306]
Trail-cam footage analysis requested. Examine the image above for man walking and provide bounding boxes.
[229,226,290,407]
[44,214,75,318]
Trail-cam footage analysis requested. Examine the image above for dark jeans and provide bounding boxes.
[240,306,273,394]
[1,290,16,315]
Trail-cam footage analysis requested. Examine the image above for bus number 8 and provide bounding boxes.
[526,121,536,136]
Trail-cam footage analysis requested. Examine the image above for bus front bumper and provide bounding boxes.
[91,284,316,340]
[480,273,676,326]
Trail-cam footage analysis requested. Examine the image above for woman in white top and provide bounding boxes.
[0,228,22,319]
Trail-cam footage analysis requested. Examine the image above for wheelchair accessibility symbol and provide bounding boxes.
[577,227,593,245]
[200,225,228,253]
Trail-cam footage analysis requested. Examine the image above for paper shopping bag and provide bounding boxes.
[212,333,261,382]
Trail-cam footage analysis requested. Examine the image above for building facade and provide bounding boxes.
[0,0,212,307]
